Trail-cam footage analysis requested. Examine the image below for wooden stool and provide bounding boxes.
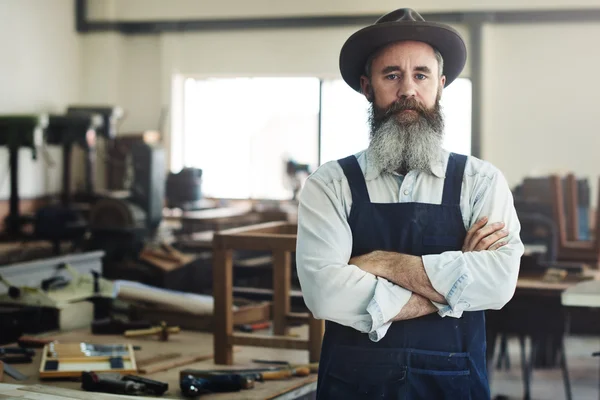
[212,221,324,365]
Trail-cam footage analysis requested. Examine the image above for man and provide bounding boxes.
[295,8,524,400]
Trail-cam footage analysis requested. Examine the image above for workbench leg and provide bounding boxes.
[560,338,573,400]
[214,249,234,365]
[272,250,291,336]
[308,317,325,363]
[520,335,531,400]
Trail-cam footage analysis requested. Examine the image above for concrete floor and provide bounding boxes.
[490,335,600,400]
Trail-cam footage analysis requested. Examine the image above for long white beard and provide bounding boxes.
[368,109,444,174]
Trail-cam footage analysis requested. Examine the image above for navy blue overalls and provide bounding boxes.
[316,153,490,400]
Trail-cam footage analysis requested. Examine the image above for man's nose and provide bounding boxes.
[397,77,417,99]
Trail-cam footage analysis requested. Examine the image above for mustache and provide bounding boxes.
[383,97,429,118]
[370,96,444,135]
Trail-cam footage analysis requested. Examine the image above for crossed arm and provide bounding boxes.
[349,217,509,321]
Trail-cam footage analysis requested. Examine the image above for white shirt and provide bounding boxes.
[295,148,524,342]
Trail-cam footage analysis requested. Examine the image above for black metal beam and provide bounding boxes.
[468,19,484,159]
[77,1,600,35]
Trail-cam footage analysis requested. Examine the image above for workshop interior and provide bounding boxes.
[0,1,599,399]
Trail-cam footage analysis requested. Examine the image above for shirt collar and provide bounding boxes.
[364,148,448,181]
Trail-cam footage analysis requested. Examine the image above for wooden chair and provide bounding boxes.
[212,221,324,365]
[550,175,600,267]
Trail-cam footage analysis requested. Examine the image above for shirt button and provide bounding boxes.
[403,190,409,195]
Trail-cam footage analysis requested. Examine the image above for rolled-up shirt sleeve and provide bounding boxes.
[296,171,412,341]
[422,167,524,317]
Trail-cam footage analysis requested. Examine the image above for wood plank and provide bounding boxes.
[233,302,271,326]
[214,221,290,237]
[229,333,310,350]
[287,312,310,324]
[214,234,296,252]
[213,249,234,365]
[272,250,291,336]
[308,318,325,363]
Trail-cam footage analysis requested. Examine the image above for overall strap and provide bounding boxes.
[441,153,468,206]
[337,155,371,203]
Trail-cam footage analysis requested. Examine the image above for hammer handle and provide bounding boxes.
[261,367,310,380]
[124,326,180,337]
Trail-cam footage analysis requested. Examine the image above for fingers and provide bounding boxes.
[474,228,509,251]
[463,217,510,252]
[462,217,488,251]
[468,221,505,250]
[488,241,508,251]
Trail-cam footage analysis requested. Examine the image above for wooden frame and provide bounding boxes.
[212,221,324,365]
[550,175,600,267]
[39,343,138,379]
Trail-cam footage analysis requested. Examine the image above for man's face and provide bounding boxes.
[360,41,445,119]
[359,41,447,174]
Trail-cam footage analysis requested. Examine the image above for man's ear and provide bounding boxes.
[440,75,447,88]
[360,75,373,103]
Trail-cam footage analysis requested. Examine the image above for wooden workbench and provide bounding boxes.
[2,328,317,400]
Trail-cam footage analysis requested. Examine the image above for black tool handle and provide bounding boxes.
[180,374,252,397]
[122,374,168,395]
[81,371,144,395]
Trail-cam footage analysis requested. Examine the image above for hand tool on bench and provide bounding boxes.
[81,371,169,396]
[0,346,35,363]
[18,335,56,348]
[124,321,180,341]
[92,317,152,335]
[122,374,169,395]
[180,374,254,397]
[0,360,28,380]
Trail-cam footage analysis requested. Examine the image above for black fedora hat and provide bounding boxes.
[339,8,467,92]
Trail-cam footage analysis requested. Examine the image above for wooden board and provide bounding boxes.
[3,328,317,400]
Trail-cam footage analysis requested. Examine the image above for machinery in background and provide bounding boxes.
[86,142,166,263]
[44,113,104,205]
[284,159,312,200]
[165,167,203,210]
[64,105,124,203]
[0,115,48,239]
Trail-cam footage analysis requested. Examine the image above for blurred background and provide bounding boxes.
[0,1,599,399]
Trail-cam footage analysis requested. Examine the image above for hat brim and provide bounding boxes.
[339,21,467,92]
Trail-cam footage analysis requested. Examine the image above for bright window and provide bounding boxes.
[182,77,320,200]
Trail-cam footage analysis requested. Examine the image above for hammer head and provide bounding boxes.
[159,322,169,341]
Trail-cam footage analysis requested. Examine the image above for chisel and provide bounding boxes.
[0,360,28,381]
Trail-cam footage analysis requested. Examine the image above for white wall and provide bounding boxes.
[0,0,80,199]
[482,22,600,197]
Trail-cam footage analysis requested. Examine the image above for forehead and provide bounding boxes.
[371,41,438,69]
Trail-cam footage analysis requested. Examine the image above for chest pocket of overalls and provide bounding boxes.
[421,221,464,254]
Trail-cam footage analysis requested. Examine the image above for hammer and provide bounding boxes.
[124,321,180,341]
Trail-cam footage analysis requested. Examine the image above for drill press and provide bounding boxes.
[0,115,48,239]
[65,106,124,202]
[45,113,104,205]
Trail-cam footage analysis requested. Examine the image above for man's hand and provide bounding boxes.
[462,216,508,252]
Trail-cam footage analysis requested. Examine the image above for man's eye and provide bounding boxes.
[416,74,427,80]
[385,74,399,80]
